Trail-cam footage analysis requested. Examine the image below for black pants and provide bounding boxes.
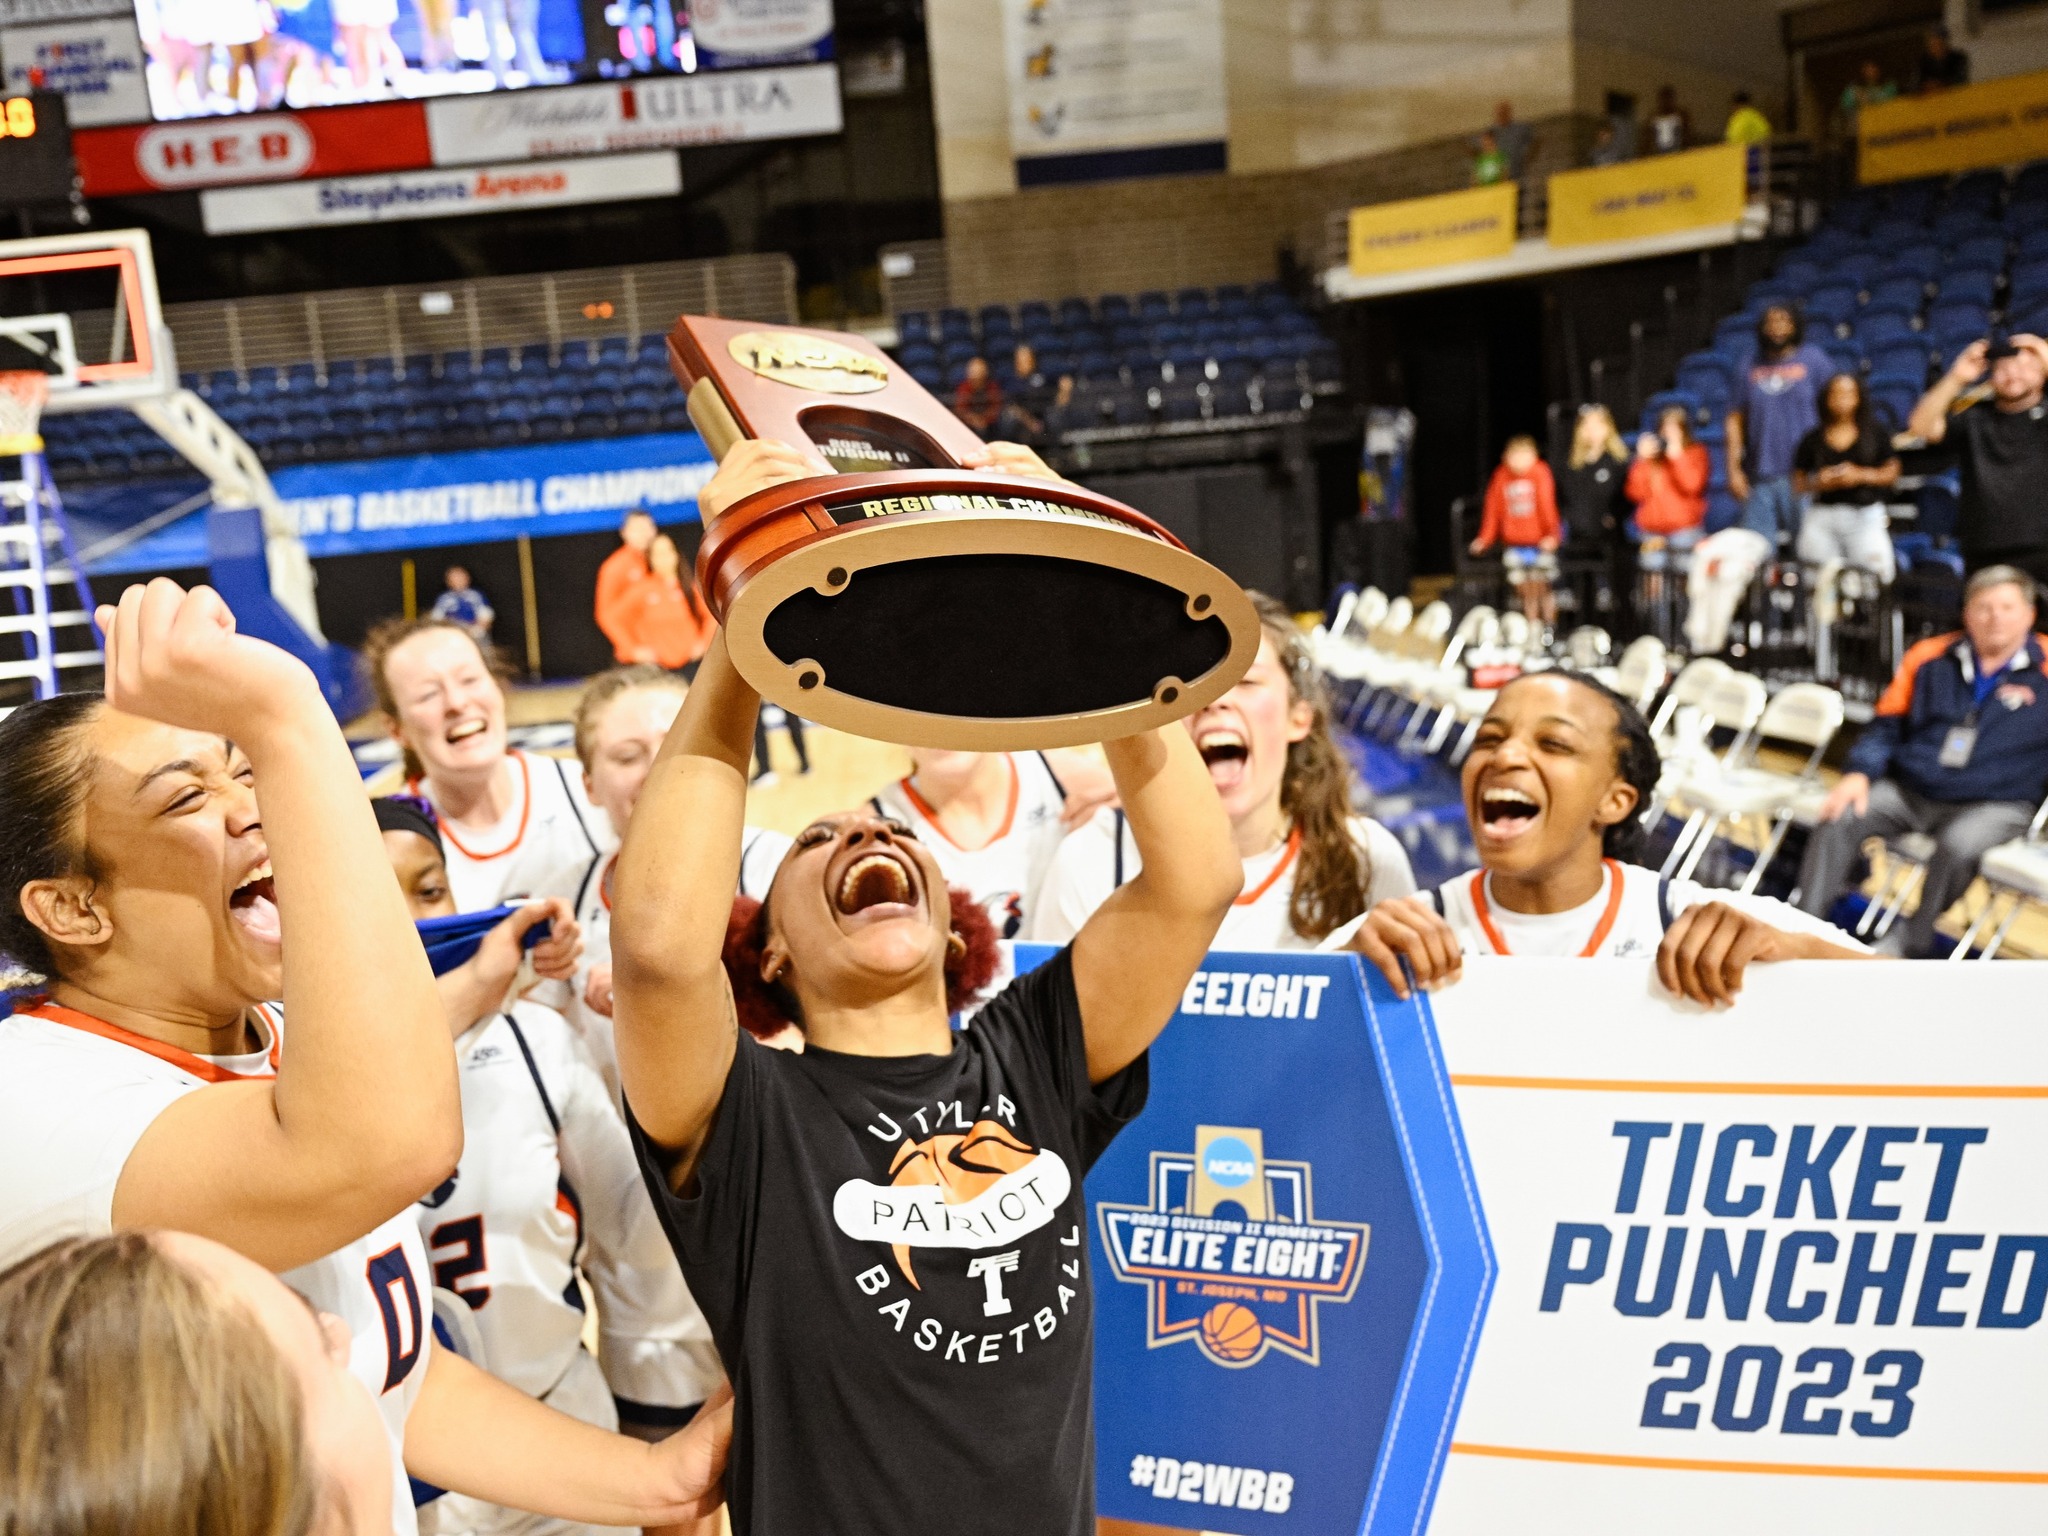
[753,707,809,779]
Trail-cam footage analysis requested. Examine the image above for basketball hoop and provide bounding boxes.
[0,371,49,457]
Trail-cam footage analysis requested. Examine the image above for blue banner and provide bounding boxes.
[1011,944,1495,1535]
[270,431,716,558]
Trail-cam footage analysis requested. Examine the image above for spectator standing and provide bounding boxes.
[1559,404,1629,550]
[594,508,657,664]
[1912,24,1969,94]
[1491,101,1533,180]
[1626,405,1710,593]
[1470,434,1562,630]
[1471,128,1506,185]
[1908,335,2048,585]
[1839,58,1897,138]
[1792,373,1902,581]
[617,533,716,675]
[1796,566,2048,955]
[1003,342,1051,441]
[1726,303,1836,545]
[1588,121,1628,166]
[1648,85,1690,153]
[1724,90,1772,145]
[952,355,1003,437]
[1044,374,1086,436]
[429,564,494,643]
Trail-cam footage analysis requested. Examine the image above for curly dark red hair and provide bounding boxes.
[721,885,1001,1038]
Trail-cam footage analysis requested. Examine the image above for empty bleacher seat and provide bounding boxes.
[1803,285,1859,326]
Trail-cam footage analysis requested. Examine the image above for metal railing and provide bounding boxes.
[164,253,799,380]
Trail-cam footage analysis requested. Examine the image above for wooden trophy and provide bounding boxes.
[669,315,1260,750]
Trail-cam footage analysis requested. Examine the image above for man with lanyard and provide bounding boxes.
[1797,566,2048,955]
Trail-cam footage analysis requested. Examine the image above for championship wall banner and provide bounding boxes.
[1000,0,1227,187]
[0,12,147,126]
[1013,942,2048,1534]
[1546,143,1749,249]
[1859,68,2048,186]
[269,430,714,558]
[1347,183,1518,279]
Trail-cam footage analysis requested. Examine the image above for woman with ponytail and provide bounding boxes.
[1030,592,1416,948]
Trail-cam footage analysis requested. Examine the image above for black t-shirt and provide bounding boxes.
[1556,457,1627,546]
[1948,401,2048,555]
[1792,423,1897,505]
[629,948,1146,1536]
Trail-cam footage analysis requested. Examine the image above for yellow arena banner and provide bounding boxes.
[1346,183,1518,278]
[1545,143,1748,247]
[1859,68,2048,184]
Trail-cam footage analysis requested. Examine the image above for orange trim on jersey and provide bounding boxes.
[1874,632,1961,718]
[597,851,617,912]
[412,751,532,862]
[1471,859,1626,957]
[899,756,1019,852]
[1236,827,1303,907]
[22,1000,280,1083]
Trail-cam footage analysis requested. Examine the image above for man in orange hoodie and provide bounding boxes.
[1470,434,1562,631]
[595,508,658,662]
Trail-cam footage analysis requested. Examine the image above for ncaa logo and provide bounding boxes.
[1098,1124,1369,1369]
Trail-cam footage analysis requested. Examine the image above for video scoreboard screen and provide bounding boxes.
[0,92,75,204]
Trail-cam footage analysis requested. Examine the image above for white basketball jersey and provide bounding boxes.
[1028,809,1417,950]
[1321,862,1863,958]
[565,827,792,1095]
[417,1002,720,1426]
[0,1003,431,1536]
[870,753,1070,939]
[414,751,612,913]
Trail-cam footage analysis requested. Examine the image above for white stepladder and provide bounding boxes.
[0,368,99,700]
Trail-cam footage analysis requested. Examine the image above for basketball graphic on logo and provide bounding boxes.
[1199,1302,1263,1363]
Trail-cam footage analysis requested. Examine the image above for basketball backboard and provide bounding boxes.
[0,229,174,413]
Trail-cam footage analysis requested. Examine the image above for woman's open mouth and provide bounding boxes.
[1197,728,1251,791]
[1475,786,1541,843]
[445,719,489,746]
[834,851,920,926]
[228,862,282,945]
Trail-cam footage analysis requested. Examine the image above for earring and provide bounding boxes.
[946,930,967,958]
[766,956,788,984]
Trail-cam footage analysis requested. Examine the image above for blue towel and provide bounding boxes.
[416,906,551,977]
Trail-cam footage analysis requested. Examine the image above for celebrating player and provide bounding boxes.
[609,439,1243,1533]
[564,666,792,1086]
[1031,591,1415,948]
[0,581,729,1536]
[372,797,724,1536]
[868,746,1111,939]
[365,617,608,912]
[1330,670,1866,1002]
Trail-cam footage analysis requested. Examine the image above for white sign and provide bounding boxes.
[1429,958,2048,1533]
[0,0,125,25]
[690,0,832,64]
[198,151,681,234]
[1000,0,1226,168]
[0,13,146,125]
[424,64,841,166]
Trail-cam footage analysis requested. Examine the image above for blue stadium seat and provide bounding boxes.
[1928,302,1990,342]
[1866,340,1933,380]
[978,304,1013,333]
[909,364,943,392]
[1772,259,1824,292]
[1864,276,1927,315]
[2007,197,2048,233]
[1803,285,1859,326]
[1867,376,1921,433]
[1943,238,2008,277]
[938,308,974,340]
[1675,354,1731,397]
[1882,244,1944,282]
[1018,300,1053,329]
[1057,297,1093,327]
[1855,310,1916,346]
[1821,339,1862,375]
[1137,290,1172,319]
[1175,288,1213,317]
[1098,294,1134,323]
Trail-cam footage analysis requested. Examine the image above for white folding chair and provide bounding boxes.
[1562,626,1612,671]
[1606,635,1669,712]
[1662,682,1846,890]
[1403,605,1497,749]
[1951,795,2048,960]
[1647,656,1731,744]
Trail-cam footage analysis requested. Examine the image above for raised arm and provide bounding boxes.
[611,439,813,1175]
[1909,340,1986,443]
[1068,727,1240,1083]
[104,581,459,1272]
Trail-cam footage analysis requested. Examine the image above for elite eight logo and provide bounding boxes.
[1097,1126,1369,1369]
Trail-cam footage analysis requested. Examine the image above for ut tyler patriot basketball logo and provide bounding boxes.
[1097,1126,1368,1368]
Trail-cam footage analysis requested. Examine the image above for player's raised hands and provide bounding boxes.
[1344,895,1464,1000]
[698,438,816,521]
[95,578,319,738]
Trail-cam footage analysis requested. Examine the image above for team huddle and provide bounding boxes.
[0,441,1866,1536]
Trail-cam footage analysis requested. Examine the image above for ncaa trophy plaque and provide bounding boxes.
[669,315,1259,749]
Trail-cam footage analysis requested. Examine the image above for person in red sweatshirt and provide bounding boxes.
[1624,405,1711,608]
[1470,434,1562,631]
